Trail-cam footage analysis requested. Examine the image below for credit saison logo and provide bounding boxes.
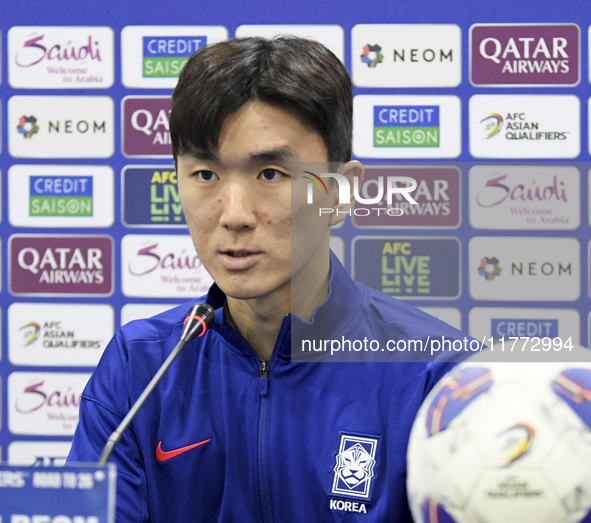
[143,36,206,77]
[478,256,502,280]
[29,176,93,217]
[304,171,417,217]
[373,106,440,147]
[360,44,384,68]
[491,319,558,338]
[481,112,568,141]
[17,115,39,138]
[481,113,503,139]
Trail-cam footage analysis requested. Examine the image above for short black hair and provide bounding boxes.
[170,36,352,162]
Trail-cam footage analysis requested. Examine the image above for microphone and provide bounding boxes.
[98,303,215,466]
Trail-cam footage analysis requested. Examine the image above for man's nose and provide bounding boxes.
[219,181,256,231]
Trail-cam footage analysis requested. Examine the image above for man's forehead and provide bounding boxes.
[177,145,301,166]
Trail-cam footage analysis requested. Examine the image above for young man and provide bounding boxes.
[69,37,470,522]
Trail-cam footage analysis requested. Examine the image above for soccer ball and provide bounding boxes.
[407,352,591,523]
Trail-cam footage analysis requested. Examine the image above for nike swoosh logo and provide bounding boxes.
[156,439,211,462]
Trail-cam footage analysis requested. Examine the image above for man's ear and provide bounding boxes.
[327,160,364,226]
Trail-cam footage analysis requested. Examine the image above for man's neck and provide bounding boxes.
[226,292,289,362]
[225,263,331,362]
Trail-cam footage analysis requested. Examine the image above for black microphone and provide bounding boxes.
[98,303,215,466]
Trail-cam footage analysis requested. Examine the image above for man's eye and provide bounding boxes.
[194,170,218,181]
[260,169,285,181]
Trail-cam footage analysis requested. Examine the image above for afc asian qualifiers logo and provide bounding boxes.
[331,433,379,502]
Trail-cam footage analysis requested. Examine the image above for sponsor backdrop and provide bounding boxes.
[0,0,590,471]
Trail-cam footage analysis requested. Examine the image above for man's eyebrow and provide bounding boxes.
[178,146,218,162]
[250,146,298,163]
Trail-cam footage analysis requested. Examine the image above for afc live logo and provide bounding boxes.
[122,167,185,227]
[303,171,417,217]
[352,237,460,300]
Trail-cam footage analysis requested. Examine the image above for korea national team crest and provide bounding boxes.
[332,433,379,503]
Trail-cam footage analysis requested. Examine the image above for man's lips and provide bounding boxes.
[219,250,261,270]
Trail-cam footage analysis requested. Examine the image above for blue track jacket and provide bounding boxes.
[68,255,470,522]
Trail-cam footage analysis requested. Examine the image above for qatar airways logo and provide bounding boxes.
[9,235,114,296]
[9,372,91,435]
[122,235,213,298]
[470,24,580,86]
[304,171,417,217]
[123,96,172,157]
[8,27,114,88]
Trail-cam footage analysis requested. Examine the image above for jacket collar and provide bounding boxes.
[205,251,366,360]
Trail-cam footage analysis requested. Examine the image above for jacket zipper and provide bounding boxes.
[258,359,272,523]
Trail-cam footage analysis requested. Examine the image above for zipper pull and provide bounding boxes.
[259,360,269,397]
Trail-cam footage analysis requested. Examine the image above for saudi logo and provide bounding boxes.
[332,434,379,500]
[481,113,503,139]
[17,115,40,139]
[360,44,384,68]
[19,322,41,346]
[478,256,502,281]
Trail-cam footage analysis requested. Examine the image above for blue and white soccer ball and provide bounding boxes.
[407,353,591,523]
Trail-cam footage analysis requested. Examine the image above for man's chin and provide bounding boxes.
[220,282,291,303]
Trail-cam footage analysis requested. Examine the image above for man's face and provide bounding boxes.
[176,101,331,305]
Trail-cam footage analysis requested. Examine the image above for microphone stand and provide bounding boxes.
[98,303,215,466]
